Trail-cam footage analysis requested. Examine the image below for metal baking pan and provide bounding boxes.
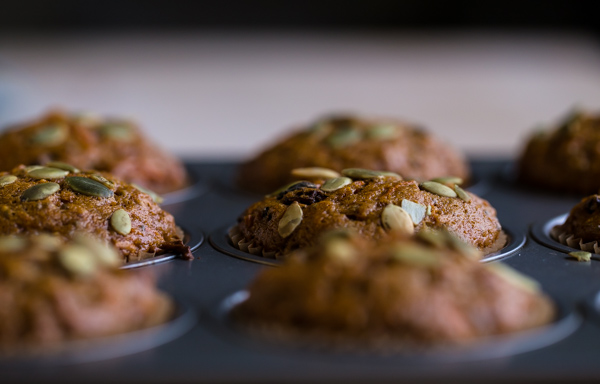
[6,159,600,384]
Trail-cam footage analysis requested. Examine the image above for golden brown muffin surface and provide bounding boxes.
[0,110,188,194]
[0,165,191,262]
[238,115,470,194]
[233,232,555,348]
[0,234,173,353]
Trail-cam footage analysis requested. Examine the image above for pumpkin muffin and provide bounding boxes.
[518,109,600,194]
[551,194,600,253]
[0,164,192,263]
[233,230,555,349]
[0,233,173,354]
[229,168,504,260]
[237,114,470,194]
[0,110,189,194]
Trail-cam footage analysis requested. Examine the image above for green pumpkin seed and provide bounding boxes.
[65,177,114,198]
[132,183,164,204]
[90,173,115,188]
[323,238,357,263]
[110,209,132,235]
[266,180,310,198]
[59,245,97,277]
[446,232,481,260]
[321,176,352,192]
[33,234,63,251]
[401,199,427,225]
[21,183,60,201]
[31,123,68,146]
[569,251,592,262]
[74,234,122,266]
[341,168,383,180]
[99,124,134,141]
[454,185,471,202]
[431,176,463,185]
[366,124,399,140]
[0,236,27,252]
[278,201,303,238]
[381,204,414,235]
[391,244,439,267]
[27,167,69,180]
[326,128,362,148]
[0,175,17,187]
[420,181,457,198]
[46,161,80,173]
[291,167,340,180]
[24,165,44,172]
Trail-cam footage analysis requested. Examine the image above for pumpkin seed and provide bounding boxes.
[417,229,447,248]
[278,201,303,238]
[291,167,340,180]
[21,183,60,201]
[110,209,131,235]
[391,244,439,267]
[321,177,352,192]
[323,238,357,263]
[33,233,62,251]
[27,167,69,180]
[401,199,427,225]
[31,123,68,146]
[326,128,361,148]
[454,184,471,202]
[90,173,115,188]
[24,165,44,172]
[569,251,592,262]
[266,180,309,198]
[58,244,97,277]
[0,175,17,187]
[65,176,114,198]
[431,176,463,185]
[342,168,390,180]
[381,204,414,235]
[366,124,399,140]
[99,124,134,141]
[132,183,164,204]
[74,233,122,266]
[46,161,80,173]
[420,181,457,198]
[0,236,27,252]
[487,263,540,294]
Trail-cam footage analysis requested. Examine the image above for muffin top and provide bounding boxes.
[233,230,555,348]
[0,164,191,262]
[0,110,189,194]
[231,168,503,259]
[0,233,173,352]
[553,194,600,243]
[237,115,470,194]
[518,109,600,194]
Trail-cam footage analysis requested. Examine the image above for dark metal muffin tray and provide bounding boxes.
[6,159,600,383]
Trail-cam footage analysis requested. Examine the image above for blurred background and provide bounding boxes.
[1,0,600,159]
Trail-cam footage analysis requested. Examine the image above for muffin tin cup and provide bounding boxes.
[209,223,525,267]
[121,226,204,269]
[206,290,580,364]
[0,299,196,366]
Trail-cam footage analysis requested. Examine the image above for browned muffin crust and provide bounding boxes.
[231,170,502,259]
[237,115,470,194]
[552,195,600,249]
[0,110,189,194]
[0,234,173,353]
[0,165,191,262]
[518,110,600,194]
[233,232,555,348]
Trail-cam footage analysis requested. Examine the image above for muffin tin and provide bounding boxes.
[5,159,600,383]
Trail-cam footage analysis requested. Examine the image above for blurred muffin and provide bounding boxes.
[230,167,504,259]
[0,164,192,263]
[0,110,188,194]
[518,109,600,194]
[551,194,600,253]
[0,233,173,354]
[233,231,555,349]
[237,115,470,194]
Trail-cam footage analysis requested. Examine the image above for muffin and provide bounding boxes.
[0,233,173,354]
[518,109,600,194]
[237,114,470,194]
[229,168,504,259]
[233,230,555,349]
[0,164,192,263]
[551,194,600,253]
[0,110,188,194]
